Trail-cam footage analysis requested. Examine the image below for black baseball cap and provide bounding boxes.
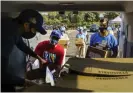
[18,9,47,35]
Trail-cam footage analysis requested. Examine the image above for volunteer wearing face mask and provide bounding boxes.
[1,9,47,92]
[34,30,65,73]
[75,28,86,58]
[60,24,66,34]
[90,19,118,58]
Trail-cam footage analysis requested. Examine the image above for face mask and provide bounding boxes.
[22,22,37,39]
[22,31,36,39]
[99,27,107,34]
[50,38,58,45]
[60,31,64,36]
[79,30,83,34]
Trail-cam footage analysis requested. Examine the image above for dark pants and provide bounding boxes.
[1,57,24,92]
[1,57,15,92]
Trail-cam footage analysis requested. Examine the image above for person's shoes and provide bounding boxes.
[80,56,85,58]
[75,55,79,58]
[79,55,85,58]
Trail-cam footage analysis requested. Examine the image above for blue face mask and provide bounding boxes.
[50,38,59,45]
[79,30,83,34]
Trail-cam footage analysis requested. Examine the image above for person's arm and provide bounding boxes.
[90,34,94,46]
[15,36,37,58]
[16,36,47,64]
[111,36,118,58]
[49,48,64,73]
[83,34,86,42]
[34,41,47,65]
[34,42,44,57]
[111,46,118,57]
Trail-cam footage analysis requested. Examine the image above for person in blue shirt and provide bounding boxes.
[76,30,86,40]
[60,24,66,33]
[76,27,86,41]
[75,28,86,58]
[90,19,118,58]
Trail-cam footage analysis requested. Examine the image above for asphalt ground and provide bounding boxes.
[28,30,94,57]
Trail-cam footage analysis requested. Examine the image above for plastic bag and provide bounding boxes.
[45,66,55,86]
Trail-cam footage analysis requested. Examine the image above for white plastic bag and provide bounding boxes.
[32,59,40,69]
[45,66,55,86]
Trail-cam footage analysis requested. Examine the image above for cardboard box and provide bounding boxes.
[75,38,84,45]
[66,57,133,76]
[85,46,111,58]
[58,39,69,49]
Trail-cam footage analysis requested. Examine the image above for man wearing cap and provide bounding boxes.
[1,9,47,91]
[60,24,66,33]
[90,19,118,58]
[75,28,86,58]
[34,30,64,74]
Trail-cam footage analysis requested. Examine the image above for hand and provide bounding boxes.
[26,62,32,70]
[39,58,47,64]
[37,55,47,64]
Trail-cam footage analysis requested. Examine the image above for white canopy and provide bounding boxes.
[110,16,122,23]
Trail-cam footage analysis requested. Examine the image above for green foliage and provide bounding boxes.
[92,12,100,22]
[104,12,120,20]
[41,11,120,29]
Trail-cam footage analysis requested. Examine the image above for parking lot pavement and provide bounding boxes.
[28,30,52,50]
[66,31,95,56]
[28,30,94,56]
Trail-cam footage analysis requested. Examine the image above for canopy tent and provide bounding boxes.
[110,16,122,23]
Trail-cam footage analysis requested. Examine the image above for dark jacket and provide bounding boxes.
[1,15,37,85]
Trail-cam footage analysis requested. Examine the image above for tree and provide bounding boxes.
[41,11,120,29]
[104,12,120,20]
[43,15,49,24]
[84,12,96,23]
[92,12,100,22]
